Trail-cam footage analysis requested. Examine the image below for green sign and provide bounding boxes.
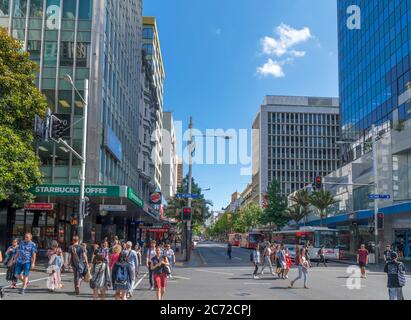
[127,187,144,208]
[30,184,122,197]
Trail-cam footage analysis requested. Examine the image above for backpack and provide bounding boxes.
[114,264,128,285]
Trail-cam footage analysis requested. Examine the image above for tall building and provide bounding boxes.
[224,192,242,213]
[338,0,411,163]
[0,0,160,250]
[161,112,178,200]
[176,157,183,188]
[143,16,164,191]
[252,96,340,204]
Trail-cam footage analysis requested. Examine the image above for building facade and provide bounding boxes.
[253,96,340,204]
[0,0,163,251]
[161,111,178,200]
[142,16,164,191]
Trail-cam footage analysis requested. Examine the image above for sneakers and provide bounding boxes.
[253,275,259,279]
[260,271,264,275]
[289,281,294,288]
[19,288,26,295]
[150,286,155,291]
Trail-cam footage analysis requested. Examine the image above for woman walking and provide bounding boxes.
[4,239,19,288]
[112,253,133,300]
[90,254,111,300]
[135,244,142,276]
[46,241,64,292]
[290,248,310,289]
[151,246,169,300]
[252,244,261,279]
[164,243,175,279]
[284,247,292,279]
[109,244,122,270]
[260,242,274,276]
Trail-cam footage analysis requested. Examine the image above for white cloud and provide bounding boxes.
[257,23,313,78]
[257,59,285,78]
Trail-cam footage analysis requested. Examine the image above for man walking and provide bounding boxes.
[69,236,89,295]
[146,240,157,290]
[14,233,37,295]
[252,244,261,279]
[123,241,138,298]
[383,245,393,264]
[227,242,232,260]
[316,246,327,267]
[357,244,369,279]
[384,252,406,300]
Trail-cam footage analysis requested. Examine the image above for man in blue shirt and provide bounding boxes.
[14,233,37,294]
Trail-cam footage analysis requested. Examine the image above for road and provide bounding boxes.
[1,242,409,300]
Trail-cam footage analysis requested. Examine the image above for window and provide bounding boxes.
[62,0,76,19]
[30,0,43,17]
[13,0,28,17]
[0,0,9,16]
[143,27,153,39]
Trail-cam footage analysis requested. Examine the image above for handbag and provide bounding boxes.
[84,267,92,282]
[398,267,406,287]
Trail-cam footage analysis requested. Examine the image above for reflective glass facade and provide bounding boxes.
[338,0,411,162]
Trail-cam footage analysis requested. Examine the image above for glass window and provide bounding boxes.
[0,0,9,16]
[43,41,58,66]
[13,0,28,17]
[78,0,92,20]
[62,0,76,19]
[30,0,43,17]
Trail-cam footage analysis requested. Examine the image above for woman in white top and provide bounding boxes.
[163,243,176,278]
[260,243,274,276]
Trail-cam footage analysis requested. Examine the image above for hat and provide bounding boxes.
[391,252,398,260]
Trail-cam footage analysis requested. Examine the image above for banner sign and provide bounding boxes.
[30,184,122,197]
[24,203,54,211]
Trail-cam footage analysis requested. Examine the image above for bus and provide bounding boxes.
[271,227,340,260]
[228,233,242,246]
[240,232,265,249]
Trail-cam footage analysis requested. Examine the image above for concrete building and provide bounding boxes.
[252,95,340,205]
[143,17,164,191]
[240,183,254,210]
[0,0,162,251]
[177,157,183,189]
[161,112,178,200]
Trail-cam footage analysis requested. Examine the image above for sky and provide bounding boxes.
[143,0,339,212]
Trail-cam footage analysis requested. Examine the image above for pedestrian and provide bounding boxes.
[111,252,133,301]
[305,241,312,267]
[90,254,111,300]
[69,236,89,295]
[384,252,406,300]
[109,243,122,270]
[121,242,127,251]
[275,245,282,277]
[4,239,19,288]
[164,243,176,278]
[46,240,64,292]
[227,242,232,260]
[151,246,169,300]
[290,247,309,289]
[123,241,138,298]
[146,240,157,290]
[260,242,274,276]
[99,241,110,263]
[284,247,292,279]
[0,249,2,263]
[135,244,142,276]
[383,245,393,264]
[252,244,261,279]
[278,244,287,279]
[91,242,99,264]
[316,246,327,267]
[357,244,369,279]
[14,233,37,295]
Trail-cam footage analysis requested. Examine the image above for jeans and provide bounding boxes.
[127,266,136,294]
[317,255,327,267]
[261,256,273,273]
[293,266,308,286]
[148,262,154,288]
[253,264,259,276]
[388,287,404,300]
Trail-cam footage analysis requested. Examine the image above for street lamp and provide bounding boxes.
[64,74,89,243]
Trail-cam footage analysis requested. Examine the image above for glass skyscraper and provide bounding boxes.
[338,0,411,163]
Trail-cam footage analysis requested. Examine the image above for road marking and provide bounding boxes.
[197,250,207,265]
[243,282,272,285]
[172,276,191,280]
[0,273,6,276]
[195,269,234,276]
[133,273,148,290]
[233,257,242,261]
[13,274,67,287]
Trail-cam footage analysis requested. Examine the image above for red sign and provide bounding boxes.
[24,203,54,211]
[150,192,162,205]
[147,228,168,232]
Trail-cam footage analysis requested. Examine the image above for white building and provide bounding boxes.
[161,112,178,200]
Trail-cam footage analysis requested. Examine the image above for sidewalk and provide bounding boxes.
[329,258,411,274]
[174,247,204,268]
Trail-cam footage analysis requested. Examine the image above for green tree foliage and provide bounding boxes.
[309,189,339,226]
[288,189,312,227]
[284,205,307,228]
[240,202,263,230]
[260,180,288,230]
[0,28,47,206]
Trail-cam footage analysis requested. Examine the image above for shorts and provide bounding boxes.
[153,273,167,289]
[358,262,366,268]
[15,262,31,277]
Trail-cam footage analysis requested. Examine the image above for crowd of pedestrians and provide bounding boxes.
[0,233,177,300]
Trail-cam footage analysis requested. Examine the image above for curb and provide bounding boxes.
[196,248,207,266]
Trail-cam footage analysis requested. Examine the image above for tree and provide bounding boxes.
[309,189,339,227]
[0,28,47,206]
[284,205,308,228]
[288,189,312,227]
[260,180,288,230]
[241,202,263,230]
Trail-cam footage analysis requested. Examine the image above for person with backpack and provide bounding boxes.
[123,241,138,298]
[111,252,133,300]
[317,246,327,267]
[68,236,89,295]
[46,240,64,292]
[109,244,122,270]
[384,251,406,300]
[146,240,157,290]
[4,239,19,289]
[252,244,261,279]
[151,245,170,300]
[90,254,111,300]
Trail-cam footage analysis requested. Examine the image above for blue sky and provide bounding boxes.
[143,0,339,212]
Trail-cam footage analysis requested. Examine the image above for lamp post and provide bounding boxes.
[64,75,89,243]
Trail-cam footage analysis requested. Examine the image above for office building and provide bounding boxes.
[177,157,183,189]
[161,111,178,200]
[252,96,340,204]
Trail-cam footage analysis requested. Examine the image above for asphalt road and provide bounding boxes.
[1,242,409,300]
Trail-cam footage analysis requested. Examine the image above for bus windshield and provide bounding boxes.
[249,233,263,243]
[316,230,338,248]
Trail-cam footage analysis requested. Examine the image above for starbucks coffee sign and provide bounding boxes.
[31,184,122,197]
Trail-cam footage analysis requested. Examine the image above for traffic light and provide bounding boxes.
[34,115,46,141]
[314,176,322,190]
[84,197,91,217]
[73,200,80,217]
[50,115,65,141]
[181,207,192,221]
[377,212,384,230]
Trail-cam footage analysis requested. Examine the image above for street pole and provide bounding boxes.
[372,124,379,266]
[78,79,89,243]
[186,116,193,261]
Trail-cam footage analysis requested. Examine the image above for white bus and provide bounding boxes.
[271,227,340,260]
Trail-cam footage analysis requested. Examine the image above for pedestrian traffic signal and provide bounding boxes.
[50,115,65,141]
[314,176,322,190]
[181,207,192,221]
[377,212,384,230]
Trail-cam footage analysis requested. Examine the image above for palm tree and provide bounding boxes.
[284,205,309,228]
[309,190,339,227]
[289,189,311,226]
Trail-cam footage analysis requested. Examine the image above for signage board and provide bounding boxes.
[175,193,201,199]
[99,204,127,212]
[368,194,391,200]
[30,184,122,197]
[127,187,144,208]
[24,203,54,211]
[150,192,162,205]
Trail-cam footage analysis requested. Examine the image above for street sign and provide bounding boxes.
[150,192,162,205]
[24,203,54,211]
[99,204,127,212]
[176,193,201,199]
[368,194,391,200]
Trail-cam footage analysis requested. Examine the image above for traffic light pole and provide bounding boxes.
[186,116,193,262]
